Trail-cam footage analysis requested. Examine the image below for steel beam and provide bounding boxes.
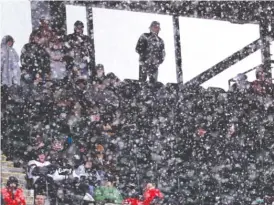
[259,15,272,78]
[86,4,96,72]
[173,15,183,84]
[183,38,263,88]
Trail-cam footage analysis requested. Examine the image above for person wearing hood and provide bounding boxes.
[91,64,105,84]
[136,21,165,83]
[65,20,94,79]
[1,176,26,205]
[1,35,21,87]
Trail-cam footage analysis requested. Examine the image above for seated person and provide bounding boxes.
[1,176,26,205]
[27,149,56,205]
[94,180,123,204]
[34,193,46,205]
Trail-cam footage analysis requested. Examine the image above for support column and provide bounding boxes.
[30,1,51,30]
[86,3,96,71]
[172,15,183,84]
[49,1,67,35]
[259,15,272,78]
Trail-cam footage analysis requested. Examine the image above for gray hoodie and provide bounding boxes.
[1,36,21,87]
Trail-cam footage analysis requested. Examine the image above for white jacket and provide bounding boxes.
[27,160,51,183]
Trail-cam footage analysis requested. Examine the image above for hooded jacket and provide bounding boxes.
[1,187,26,205]
[1,36,21,87]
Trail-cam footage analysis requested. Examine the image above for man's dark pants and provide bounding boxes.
[139,63,159,84]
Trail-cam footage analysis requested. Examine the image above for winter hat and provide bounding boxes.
[7,176,19,187]
[150,21,160,28]
[74,20,84,28]
[36,148,47,156]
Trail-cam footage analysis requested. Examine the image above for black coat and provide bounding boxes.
[21,42,50,82]
[136,32,165,65]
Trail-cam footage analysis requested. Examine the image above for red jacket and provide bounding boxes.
[122,198,141,205]
[1,188,26,205]
[143,188,163,205]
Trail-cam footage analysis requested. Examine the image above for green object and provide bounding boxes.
[94,186,123,204]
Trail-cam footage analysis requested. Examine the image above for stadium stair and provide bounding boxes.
[1,154,34,205]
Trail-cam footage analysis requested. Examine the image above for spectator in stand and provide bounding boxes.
[33,16,53,49]
[1,35,21,87]
[46,32,67,80]
[1,176,26,205]
[142,183,164,205]
[229,73,251,93]
[91,64,105,84]
[34,194,46,205]
[251,69,273,96]
[65,20,94,79]
[136,21,165,83]
[21,30,51,84]
[94,180,123,204]
[27,149,56,205]
[123,183,163,205]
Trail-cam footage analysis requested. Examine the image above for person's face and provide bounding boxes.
[75,26,84,35]
[35,195,46,205]
[7,40,14,47]
[38,154,46,162]
[97,69,104,78]
[9,183,17,189]
[52,140,64,151]
[85,161,92,169]
[40,20,50,29]
[151,25,160,34]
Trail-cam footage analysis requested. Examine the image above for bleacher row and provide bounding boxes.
[1,77,274,204]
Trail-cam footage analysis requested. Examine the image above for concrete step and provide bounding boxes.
[1,154,7,162]
[1,172,26,179]
[1,167,25,173]
[1,161,14,167]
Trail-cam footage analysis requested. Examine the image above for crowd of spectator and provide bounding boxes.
[1,15,274,205]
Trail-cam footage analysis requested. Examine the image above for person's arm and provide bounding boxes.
[159,39,165,64]
[17,189,26,205]
[135,34,147,55]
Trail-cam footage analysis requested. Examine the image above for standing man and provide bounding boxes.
[136,21,165,83]
[65,20,94,80]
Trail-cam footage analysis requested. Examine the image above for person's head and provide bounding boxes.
[256,70,271,81]
[34,194,46,205]
[235,73,247,84]
[84,158,93,169]
[30,30,42,44]
[95,64,105,78]
[75,76,88,90]
[39,16,50,29]
[149,21,161,35]
[144,183,155,191]
[37,149,47,162]
[7,176,19,190]
[51,138,64,151]
[74,20,84,35]
[1,35,14,48]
